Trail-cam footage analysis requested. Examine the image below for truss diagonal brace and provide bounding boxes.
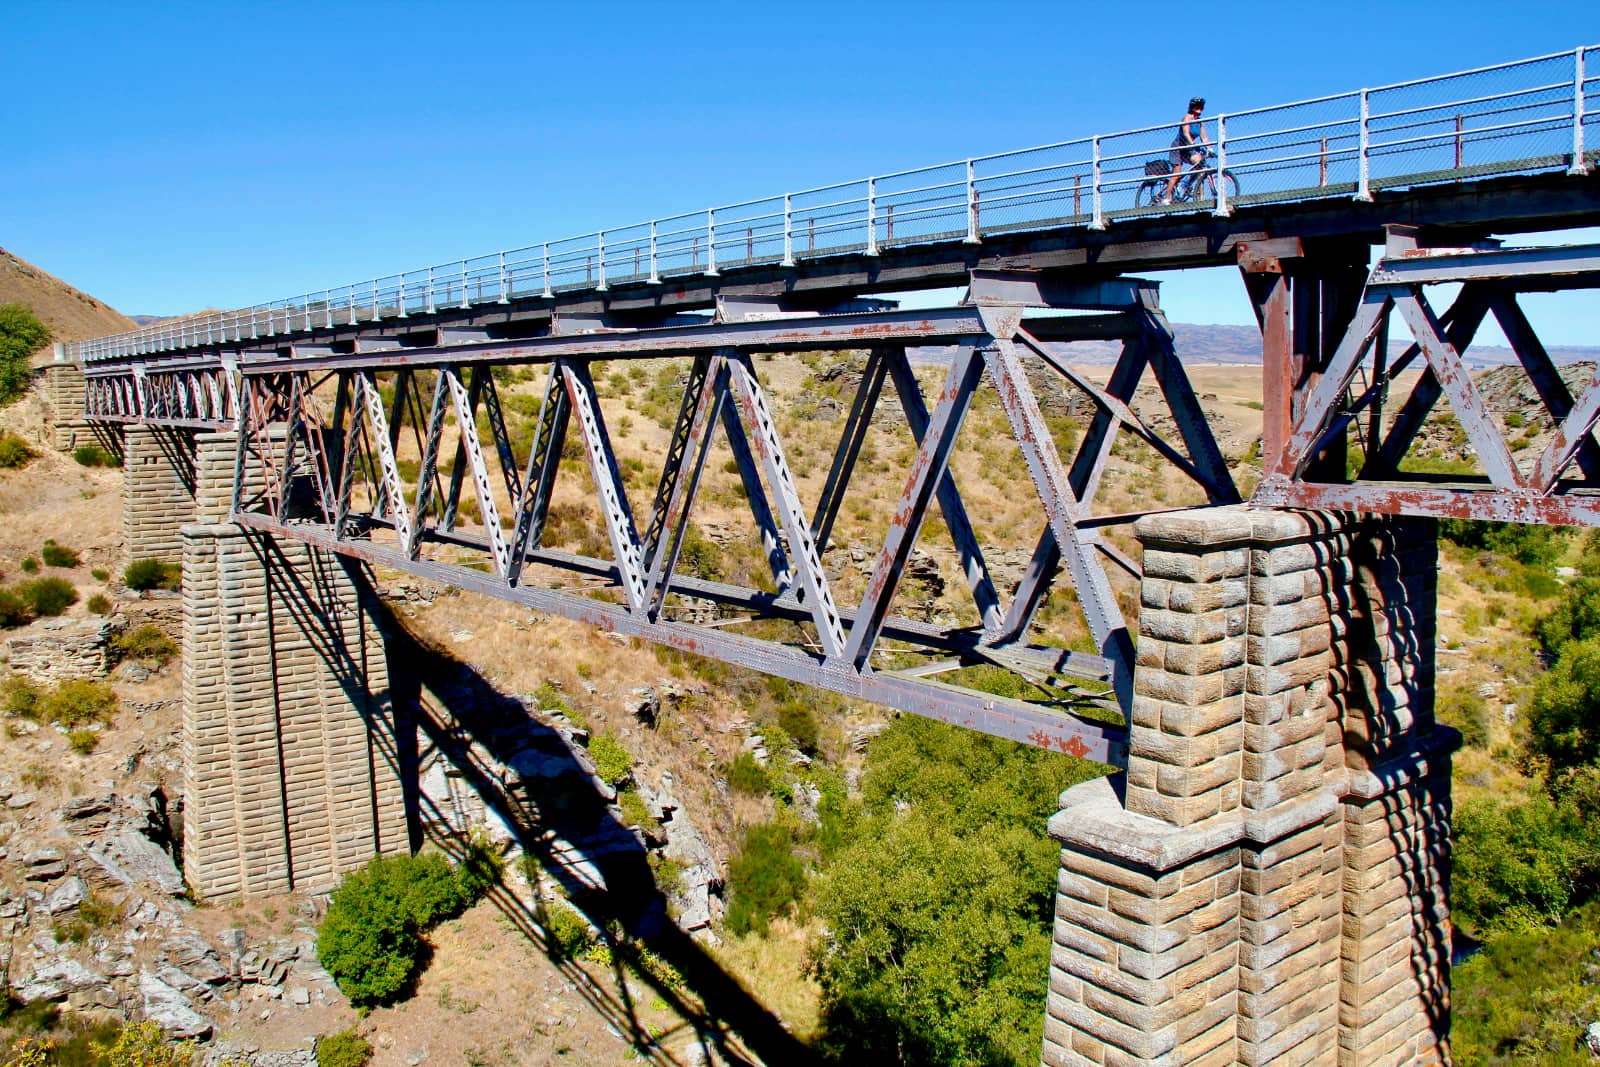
[884,347,1004,635]
[507,364,570,585]
[359,370,413,552]
[1393,289,1528,491]
[982,310,1134,711]
[723,352,847,658]
[643,353,727,618]
[560,360,647,610]
[407,370,452,558]
[845,344,984,669]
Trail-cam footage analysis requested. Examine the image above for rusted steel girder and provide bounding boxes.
[1247,235,1600,527]
[215,271,1237,756]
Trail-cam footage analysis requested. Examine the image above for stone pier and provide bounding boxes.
[124,424,197,566]
[39,355,96,452]
[181,432,408,899]
[1041,506,1453,1067]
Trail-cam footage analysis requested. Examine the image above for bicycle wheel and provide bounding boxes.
[1205,169,1240,203]
[1135,179,1161,209]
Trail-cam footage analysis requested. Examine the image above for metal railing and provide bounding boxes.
[72,43,1598,363]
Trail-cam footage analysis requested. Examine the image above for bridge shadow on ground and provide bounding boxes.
[380,614,819,1067]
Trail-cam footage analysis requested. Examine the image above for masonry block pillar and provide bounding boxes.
[123,425,197,565]
[182,431,408,900]
[40,357,95,452]
[1041,506,1455,1067]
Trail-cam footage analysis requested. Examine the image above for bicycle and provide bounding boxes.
[1134,150,1240,209]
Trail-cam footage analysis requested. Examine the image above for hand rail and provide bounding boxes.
[72,42,1599,363]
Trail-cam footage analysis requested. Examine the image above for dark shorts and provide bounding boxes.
[1170,145,1204,169]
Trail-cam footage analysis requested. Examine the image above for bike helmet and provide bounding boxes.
[1189,97,1206,112]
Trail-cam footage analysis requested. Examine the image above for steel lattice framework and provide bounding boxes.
[167,273,1255,765]
[63,43,1600,753]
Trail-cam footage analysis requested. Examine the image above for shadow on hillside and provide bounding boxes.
[379,613,819,1067]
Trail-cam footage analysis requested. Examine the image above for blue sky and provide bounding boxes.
[4,1,1596,343]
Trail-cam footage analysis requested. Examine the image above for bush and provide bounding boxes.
[1526,638,1600,775]
[617,787,652,829]
[1437,681,1491,749]
[0,432,34,470]
[16,577,76,616]
[39,541,78,568]
[1441,518,1569,568]
[38,680,117,728]
[315,1029,372,1067]
[540,899,595,960]
[18,557,37,574]
[90,568,109,582]
[0,588,29,628]
[122,559,180,592]
[111,625,178,665]
[2,678,40,718]
[67,729,98,755]
[0,304,49,406]
[94,1021,193,1067]
[1453,777,1600,936]
[317,851,481,1006]
[586,731,633,786]
[455,831,504,900]
[72,443,119,468]
[86,594,111,615]
[775,700,820,755]
[724,822,806,937]
[726,751,770,796]
[1452,900,1600,1063]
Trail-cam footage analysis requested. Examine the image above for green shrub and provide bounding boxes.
[726,751,770,796]
[79,892,119,929]
[2,677,40,718]
[775,700,820,755]
[18,557,37,574]
[0,432,34,470]
[1452,899,1600,1063]
[1453,777,1600,936]
[111,625,178,665]
[122,559,180,592]
[455,831,504,900]
[1440,518,1569,568]
[86,594,111,615]
[317,851,480,1006]
[587,730,633,786]
[0,588,30,628]
[90,568,109,582]
[1437,681,1491,749]
[16,577,76,616]
[39,541,79,568]
[540,899,595,960]
[0,304,49,406]
[67,729,98,755]
[1527,638,1600,775]
[724,822,805,936]
[72,443,119,468]
[38,680,117,729]
[315,1028,373,1067]
[617,787,652,828]
[93,1021,193,1067]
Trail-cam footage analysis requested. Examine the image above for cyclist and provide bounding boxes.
[1163,97,1209,204]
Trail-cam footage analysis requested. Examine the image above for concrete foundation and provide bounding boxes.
[1041,506,1453,1067]
[181,432,407,899]
[123,424,197,566]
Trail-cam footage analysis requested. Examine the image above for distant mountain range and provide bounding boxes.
[1054,322,1600,369]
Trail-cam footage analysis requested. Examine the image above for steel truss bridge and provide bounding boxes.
[70,46,1600,756]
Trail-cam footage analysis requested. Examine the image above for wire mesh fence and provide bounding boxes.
[72,44,1598,363]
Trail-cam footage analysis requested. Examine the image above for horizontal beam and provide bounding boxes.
[238,307,993,374]
[1253,477,1600,527]
[1369,241,1600,286]
[232,513,1126,762]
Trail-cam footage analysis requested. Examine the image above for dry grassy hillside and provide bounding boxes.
[0,249,135,360]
